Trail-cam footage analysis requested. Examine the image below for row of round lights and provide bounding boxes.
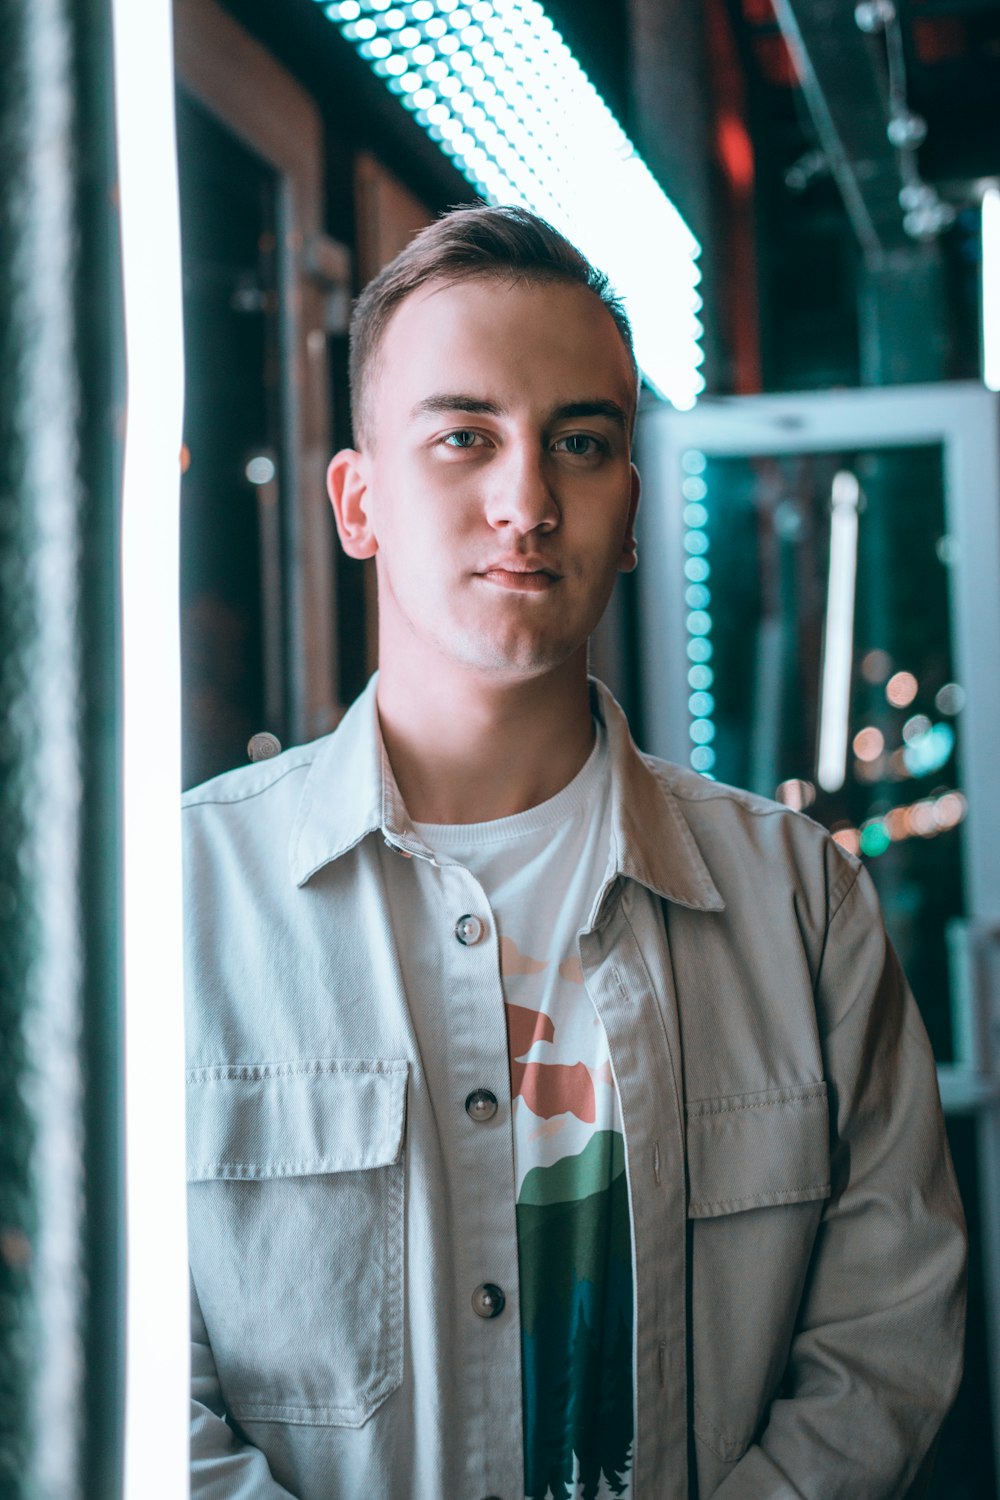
[832,787,967,858]
[681,449,715,776]
[319,0,705,409]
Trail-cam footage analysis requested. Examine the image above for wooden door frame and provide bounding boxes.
[174,0,341,742]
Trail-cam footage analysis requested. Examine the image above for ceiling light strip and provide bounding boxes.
[320,0,705,409]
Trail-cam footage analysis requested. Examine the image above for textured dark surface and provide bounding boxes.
[0,0,124,1495]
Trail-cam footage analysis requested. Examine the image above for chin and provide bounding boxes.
[448,629,583,678]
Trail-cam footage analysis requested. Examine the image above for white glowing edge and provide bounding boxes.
[817,472,860,794]
[324,0,704,409]
[111,1,189,1495]
[983,185,1000,393]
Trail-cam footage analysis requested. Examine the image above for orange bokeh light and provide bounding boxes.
[886,671,918,708]
[853,726,885,762]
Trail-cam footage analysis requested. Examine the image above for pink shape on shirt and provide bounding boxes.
[505,1002,597,1124]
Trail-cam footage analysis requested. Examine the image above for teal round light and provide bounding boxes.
[859,821,891,858]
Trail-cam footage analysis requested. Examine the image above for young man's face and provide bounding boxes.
[329,274,640,685]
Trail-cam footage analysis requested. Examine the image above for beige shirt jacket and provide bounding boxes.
[184,676,967,1500]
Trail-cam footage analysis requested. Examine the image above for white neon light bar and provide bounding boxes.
[983,185,1000,393]
[111,0,189,1494]
[320,0,705,410]
[817,471,860,794]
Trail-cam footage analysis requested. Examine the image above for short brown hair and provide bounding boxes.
[348,203,637,445]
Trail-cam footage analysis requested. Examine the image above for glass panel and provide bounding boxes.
[684,443,967,1062]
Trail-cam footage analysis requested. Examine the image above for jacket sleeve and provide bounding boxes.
[191,1274,299,1499]
[714,863,967,1500]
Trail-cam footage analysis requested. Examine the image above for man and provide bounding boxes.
[184,205,966,1500]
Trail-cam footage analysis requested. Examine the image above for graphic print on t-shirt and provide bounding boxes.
[503,949,633,1500]
[413,727,634,1500]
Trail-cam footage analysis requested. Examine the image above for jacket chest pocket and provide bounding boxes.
[187,1059,408,1429]
[686,1082,830,1464]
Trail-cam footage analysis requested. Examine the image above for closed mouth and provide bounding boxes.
[477,566,562,591]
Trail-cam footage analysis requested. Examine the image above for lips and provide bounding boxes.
[476,557,562,579]
[476,560,562,593]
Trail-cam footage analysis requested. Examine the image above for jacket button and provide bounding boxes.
[247,731,281,761]
[465,1089,498,1122]
[455,913,485,946]
[471,1283,505,1319]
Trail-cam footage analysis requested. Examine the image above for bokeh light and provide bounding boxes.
[935,682,965,716]
[859,819,892,857]
[860,648,893,684]
[853,726,885,762]
[903,714,932,743]
[776,779,816,811]
[886,670,918,708]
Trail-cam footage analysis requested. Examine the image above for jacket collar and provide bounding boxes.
[289,673,723,912]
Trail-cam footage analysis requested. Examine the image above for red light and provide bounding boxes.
[717,113,755,193]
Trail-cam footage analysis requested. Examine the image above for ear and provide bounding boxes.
[618,463,641,573]
[327,448,377,560]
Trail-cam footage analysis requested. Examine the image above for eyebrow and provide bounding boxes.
[411,394,630,430]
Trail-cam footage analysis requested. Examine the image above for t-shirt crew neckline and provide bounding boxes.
[412,721,608,847]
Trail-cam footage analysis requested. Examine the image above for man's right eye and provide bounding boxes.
[441,430,483,449]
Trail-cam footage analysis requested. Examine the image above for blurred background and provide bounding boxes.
[2,0,998,1495]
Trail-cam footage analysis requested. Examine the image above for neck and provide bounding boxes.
[376,650,595,825]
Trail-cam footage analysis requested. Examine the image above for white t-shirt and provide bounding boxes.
[415,724,634,1500]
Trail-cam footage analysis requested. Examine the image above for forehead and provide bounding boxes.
[372,275,636,418]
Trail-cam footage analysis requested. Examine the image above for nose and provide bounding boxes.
[483,440,560,537]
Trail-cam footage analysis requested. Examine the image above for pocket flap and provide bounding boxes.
[186,1059,408,1181]
[686,1081,829,1218]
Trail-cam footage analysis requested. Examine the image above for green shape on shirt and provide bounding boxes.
[517,1128,626,1208]
[517,1148,634,1498]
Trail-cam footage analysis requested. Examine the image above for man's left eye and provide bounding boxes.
[555,434,602,457]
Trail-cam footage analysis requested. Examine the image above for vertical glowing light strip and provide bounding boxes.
[319,0,704,410]
[983,185,1000,393]
[111,2,189,1496]
[681,450,716,775]
[817,471,860,794]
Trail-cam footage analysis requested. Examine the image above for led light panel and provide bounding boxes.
[112,0,189,1493]
[319,0,704,409]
